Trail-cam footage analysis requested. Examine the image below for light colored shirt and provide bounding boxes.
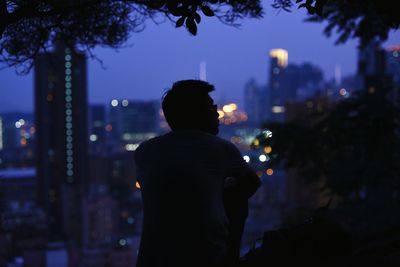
[134,130,250,267]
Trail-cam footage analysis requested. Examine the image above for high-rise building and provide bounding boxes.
[268,49,288,122]
[88,104,106,153]
[34,44,88,244]
[109,99,159,147]
[244,79,263,126]
[268,49,324,122]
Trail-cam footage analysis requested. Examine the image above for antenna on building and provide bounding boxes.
[335,64,342,86]
[200,61,207,81]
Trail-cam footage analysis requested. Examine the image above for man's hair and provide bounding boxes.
[162,80,215,130]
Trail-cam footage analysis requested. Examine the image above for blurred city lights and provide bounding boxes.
[264,146,272,154]
[111,99,118,107]
[105,124,112,132]
[243,155,250,163]
[259,154,267,162]
[89,134,97,142]
[135,181,141,189]
[125,143,139,151]
[222,103,237,113]
[266,168,274,176]
[122,99,129,107]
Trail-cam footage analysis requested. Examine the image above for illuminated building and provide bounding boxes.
[89,104,106,153]
[109,100,159,146]
[34,44,88,243]
[0,112,34,151]
[268,48,325,122]
[268,49,288,122]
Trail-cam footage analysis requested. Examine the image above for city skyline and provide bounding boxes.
[1,6,399,112]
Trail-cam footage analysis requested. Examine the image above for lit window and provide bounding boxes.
[272,106,285,113]
[111,99,118,107]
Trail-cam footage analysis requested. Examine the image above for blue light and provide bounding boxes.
[65,95,72,102]
[67,170,74,176]
[66,136,73,143]
[65,62,72,68]
[65,69,72,75]
[127,217,135,224]
[65,55,72,61]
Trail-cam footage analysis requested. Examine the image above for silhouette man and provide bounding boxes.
[134,80,260,267]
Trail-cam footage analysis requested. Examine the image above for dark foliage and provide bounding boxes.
[256,85,400,198]
[0,0,262,72]
[273,0,400,46]
[239,205,400,267]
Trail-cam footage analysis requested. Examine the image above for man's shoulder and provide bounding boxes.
[136,135,166,152]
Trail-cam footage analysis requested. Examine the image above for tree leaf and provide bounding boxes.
[175,16,185,28]
[185,17,197,35]
[201,5,214,17]
[194,12,201,23]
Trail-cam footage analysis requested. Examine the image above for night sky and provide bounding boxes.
[1,5,399,112]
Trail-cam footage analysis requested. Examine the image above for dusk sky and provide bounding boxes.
[1,3,399,112]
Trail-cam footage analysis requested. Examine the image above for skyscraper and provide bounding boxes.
[109,99,159,146]
[34,44,88,244]
[244,79,262,126]
[89,104,106,153]
[268,48,288,122]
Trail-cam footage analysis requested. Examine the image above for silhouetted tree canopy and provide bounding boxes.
[0,0,262,72]
[1,0,399,72]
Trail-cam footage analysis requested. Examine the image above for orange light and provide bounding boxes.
[264,146,272,154]
[266,168,273,176]
[20,138,27,146]
[135,181,141,189]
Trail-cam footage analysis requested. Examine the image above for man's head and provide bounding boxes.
[162,80,219,135]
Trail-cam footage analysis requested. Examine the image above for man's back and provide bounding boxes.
[135,130,246,267]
